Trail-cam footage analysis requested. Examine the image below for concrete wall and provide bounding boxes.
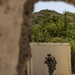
[30,43,72,75]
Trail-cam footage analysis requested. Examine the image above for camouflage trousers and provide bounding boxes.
[48,69,53,75]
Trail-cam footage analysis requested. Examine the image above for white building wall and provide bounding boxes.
[29,43,72,75]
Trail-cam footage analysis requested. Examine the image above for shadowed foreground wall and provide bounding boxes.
[0,0,26,75]
[0,0,75,75]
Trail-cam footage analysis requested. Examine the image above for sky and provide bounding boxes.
[34,1,75,13]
